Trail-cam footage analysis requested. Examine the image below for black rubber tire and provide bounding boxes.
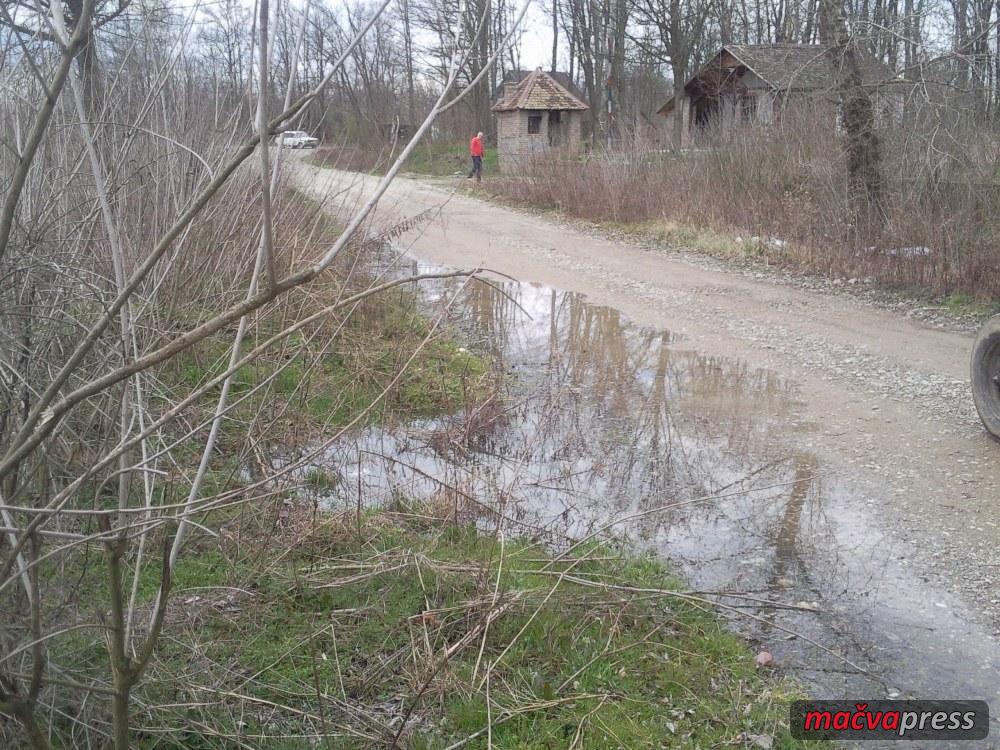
[971,314,1000,440]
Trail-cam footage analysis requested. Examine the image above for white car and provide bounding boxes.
[276,130,319,149]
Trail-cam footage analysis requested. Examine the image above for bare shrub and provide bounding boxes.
[489,107,1000,298]
[0,0,523,742]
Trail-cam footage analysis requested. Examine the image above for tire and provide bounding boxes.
[971,314,1000,440]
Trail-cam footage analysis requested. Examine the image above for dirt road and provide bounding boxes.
[294,162,1000,629]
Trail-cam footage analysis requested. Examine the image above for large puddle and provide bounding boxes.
[301,263,1000,741]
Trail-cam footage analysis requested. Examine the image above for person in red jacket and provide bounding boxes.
[468,131,485,182]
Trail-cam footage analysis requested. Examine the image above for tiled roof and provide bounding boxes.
[492,70,589,112]
[494,70,586,102]
[724,43,893,91]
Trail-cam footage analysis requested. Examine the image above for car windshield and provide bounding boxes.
[285,131,307,137]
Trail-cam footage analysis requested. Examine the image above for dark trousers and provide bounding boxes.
[468,155,482,181]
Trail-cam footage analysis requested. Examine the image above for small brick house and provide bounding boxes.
[492,70,588,171]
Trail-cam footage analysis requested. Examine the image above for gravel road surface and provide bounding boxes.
[293,161,1000,637]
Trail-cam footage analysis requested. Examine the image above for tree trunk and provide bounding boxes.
[609,0,628,140]
[9,700,53,750]
[671,77,685,149]
[402,0,415,122]
[818,0,885,236]
[719,0,734,43]
[551,0,559,72]
[65,0,102,115]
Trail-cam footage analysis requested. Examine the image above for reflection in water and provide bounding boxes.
[299,271,1000,726]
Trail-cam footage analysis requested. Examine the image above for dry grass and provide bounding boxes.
[487,111,1000,300]
[118,503,809,749]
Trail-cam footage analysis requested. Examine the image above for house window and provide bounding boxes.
[527,113,542,134]
[739,93,757,123]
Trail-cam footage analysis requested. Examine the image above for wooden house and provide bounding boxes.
[658,44,897,147]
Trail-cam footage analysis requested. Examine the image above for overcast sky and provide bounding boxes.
[518,5,556,70]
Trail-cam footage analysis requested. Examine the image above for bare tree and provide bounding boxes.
[819,0,885,231]
[630,0,712,147]
[0,0,528,744]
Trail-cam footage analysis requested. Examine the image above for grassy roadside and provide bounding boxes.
[310,142,499,178]
[129,506,807,749]
[161,285,489,441]
[476,179,1000,321]
[308,141,998,316]
[74,188,807,748]
[158,186,493,458]
[612,219,1000,320]
[401,143,499,177]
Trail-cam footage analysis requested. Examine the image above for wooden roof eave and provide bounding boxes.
[657,48,783,117]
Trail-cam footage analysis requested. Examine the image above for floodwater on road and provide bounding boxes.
[302,261,1000,744]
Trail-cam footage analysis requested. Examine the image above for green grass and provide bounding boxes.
[402,143,499,177]
[939,291,1000,317]
[124,512,808,749]
[15,192,806,749]
[160,286,491,440]
[310,141,500,178]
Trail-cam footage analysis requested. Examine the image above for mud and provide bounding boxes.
[290,162,1000,746]
[293,268,999,745]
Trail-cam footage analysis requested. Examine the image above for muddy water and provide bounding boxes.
[308,267,1000,741]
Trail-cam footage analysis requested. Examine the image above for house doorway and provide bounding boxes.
[548,111,562,146]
